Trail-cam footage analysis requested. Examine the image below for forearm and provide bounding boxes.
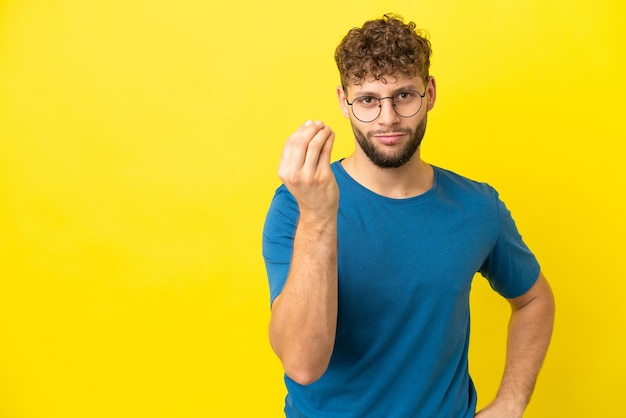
[269,214,338,385]
[488,275,555,416]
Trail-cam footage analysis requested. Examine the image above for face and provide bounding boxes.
[338,76,436,169]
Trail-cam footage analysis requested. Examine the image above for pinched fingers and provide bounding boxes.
[302,123,334,173]
[279,120,334,184]
[278,120,339,215]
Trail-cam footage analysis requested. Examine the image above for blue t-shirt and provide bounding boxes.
[262,162,540,418]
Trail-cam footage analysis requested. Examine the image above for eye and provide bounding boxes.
[355,96,379,108]
[395,91,417,102]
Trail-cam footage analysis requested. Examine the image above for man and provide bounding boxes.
[262,14,555,418]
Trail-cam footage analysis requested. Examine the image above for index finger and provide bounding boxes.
[281,120,327,167]
[303,125,335,172]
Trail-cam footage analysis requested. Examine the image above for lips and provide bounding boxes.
[374,133,406,145]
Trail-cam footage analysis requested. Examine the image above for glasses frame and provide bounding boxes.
[345,89,426,123]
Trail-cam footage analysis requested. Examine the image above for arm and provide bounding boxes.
[269,120,339,385]
[475,272,555,418]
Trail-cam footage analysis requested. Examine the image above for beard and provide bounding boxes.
[352,116,427,169]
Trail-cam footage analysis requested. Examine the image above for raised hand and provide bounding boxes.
[278,120,339,219]
[270,120,340,385]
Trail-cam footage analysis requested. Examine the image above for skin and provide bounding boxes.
[475,273,555,417]
[337,76,436,197]
[269,74,555,417]
[270,119,339,385]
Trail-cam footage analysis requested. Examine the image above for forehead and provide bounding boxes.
[346,75,425,96]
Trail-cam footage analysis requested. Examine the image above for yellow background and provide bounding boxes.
[1,1,624,417]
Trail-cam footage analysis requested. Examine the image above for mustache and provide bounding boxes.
[367,127,413,137]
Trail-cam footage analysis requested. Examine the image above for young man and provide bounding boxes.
[262,14,554,418]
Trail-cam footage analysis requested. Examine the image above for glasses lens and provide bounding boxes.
[351,97,380,122]
[393,91,423,118]
[350,91,423,122]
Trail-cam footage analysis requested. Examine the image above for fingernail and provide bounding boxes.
[304,120,313,126]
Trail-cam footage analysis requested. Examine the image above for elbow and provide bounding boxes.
[284,363,328,386]
[269,328,332,385]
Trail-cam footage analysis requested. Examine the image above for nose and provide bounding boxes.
[377,97,400,125]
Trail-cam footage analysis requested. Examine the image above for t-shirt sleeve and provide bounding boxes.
[478,194,540,299]
[262,186,299,307]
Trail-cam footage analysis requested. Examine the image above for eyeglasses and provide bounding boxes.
[345,89,426,123]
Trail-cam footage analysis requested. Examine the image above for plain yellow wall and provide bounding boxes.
[1,1,624,417]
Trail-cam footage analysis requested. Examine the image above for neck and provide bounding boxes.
[341,150,434,199]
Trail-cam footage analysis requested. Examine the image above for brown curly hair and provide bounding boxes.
[334,14,432,87]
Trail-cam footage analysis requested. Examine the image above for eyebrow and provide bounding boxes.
[353,85,421,97]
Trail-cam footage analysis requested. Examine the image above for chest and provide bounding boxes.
[336,198,496,314]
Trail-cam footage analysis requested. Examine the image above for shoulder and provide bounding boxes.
[434,166,499,202]
[263,184,299,236]
[272,184,296,203]
[268,184,298,216]
[434,166,496,193]
[330,160,345,178]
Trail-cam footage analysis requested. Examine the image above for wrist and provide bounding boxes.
[489,394,527,417]
[298,208,338,226]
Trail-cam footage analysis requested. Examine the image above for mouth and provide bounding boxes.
[373,132,407,146]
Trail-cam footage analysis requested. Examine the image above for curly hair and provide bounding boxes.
[334,14,432,87]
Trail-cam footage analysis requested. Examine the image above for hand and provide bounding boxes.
[278,120,339,219]
[474,400,524,418]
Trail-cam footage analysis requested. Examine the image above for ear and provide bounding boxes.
[336,86,351,118]
[425,76,436,112]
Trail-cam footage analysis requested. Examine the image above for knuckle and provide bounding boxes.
[279,170,302,186]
